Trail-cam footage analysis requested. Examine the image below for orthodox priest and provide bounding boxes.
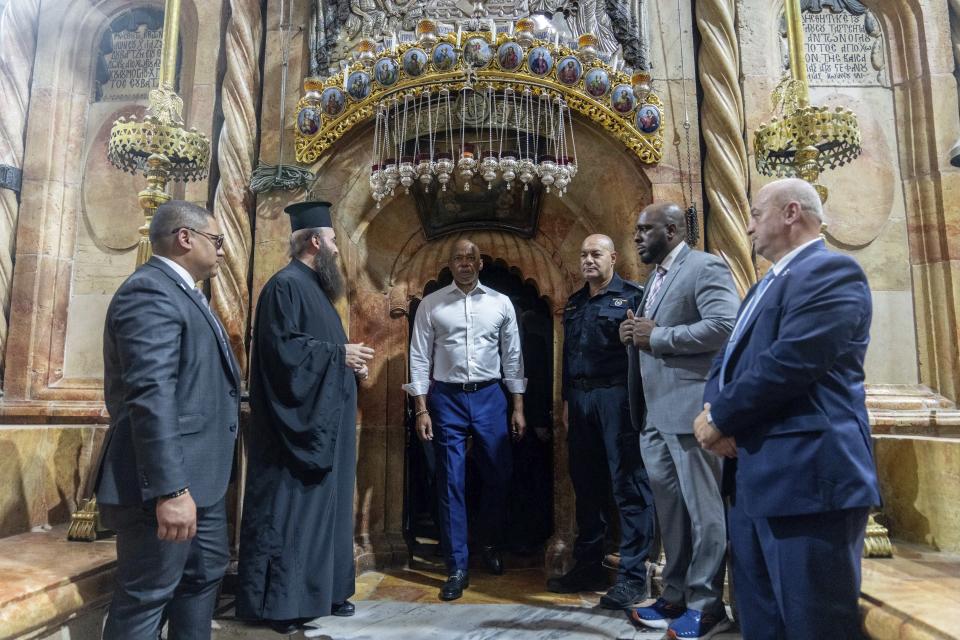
[236,201,375,635]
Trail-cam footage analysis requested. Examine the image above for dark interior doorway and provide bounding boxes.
[403,257,554,560]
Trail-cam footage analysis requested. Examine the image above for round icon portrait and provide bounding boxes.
[347,71,371,100]
[610,84,636,114]
[320,87,346,117]
[527,47,553,75]
[297,107,321,135]
[463,37,493,68]
[374,58,399,86]
[402,48,429,76]
[556,56,582,85]
[584,68,610,98]
[497,42,523,71]
[432,42,458,70]
[635,104,661,134]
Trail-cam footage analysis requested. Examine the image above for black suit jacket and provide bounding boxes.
[95,257,240,508]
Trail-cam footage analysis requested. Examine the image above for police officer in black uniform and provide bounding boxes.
[548,234,656,609]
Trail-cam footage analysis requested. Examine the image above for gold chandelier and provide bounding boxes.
[753,0,861,202]
[106,0,210,265]
[295,18,665,203]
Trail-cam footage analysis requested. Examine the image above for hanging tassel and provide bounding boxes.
[685,203,700,246]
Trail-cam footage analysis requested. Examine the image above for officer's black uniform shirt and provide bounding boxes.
[561,273,644,399]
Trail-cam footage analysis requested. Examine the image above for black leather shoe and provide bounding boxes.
[439,570,470,601]
[268,619,303,635]
[480,545,504,575]
[331,600,355,617]
[546,562,608,593]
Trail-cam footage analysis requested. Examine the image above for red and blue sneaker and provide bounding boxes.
[667,609,732,639]
[627,598,686,630]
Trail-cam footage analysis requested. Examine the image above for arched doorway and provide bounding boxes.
[403,258,554,568]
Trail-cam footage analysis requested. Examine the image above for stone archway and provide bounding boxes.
[250,109,660,570]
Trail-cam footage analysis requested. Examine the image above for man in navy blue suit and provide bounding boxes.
[694,178,881,639]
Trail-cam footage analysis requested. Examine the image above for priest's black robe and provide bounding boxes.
[236,259,357,622]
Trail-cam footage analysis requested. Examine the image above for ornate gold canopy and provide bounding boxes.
[294,30,664,166]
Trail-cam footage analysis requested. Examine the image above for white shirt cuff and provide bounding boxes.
[503,378,527,394]
[402,381,430,396]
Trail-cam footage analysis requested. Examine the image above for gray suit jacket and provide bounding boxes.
[94,257,240,508]
[627,245,739,434]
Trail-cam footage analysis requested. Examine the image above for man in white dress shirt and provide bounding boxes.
[404,239,527,601]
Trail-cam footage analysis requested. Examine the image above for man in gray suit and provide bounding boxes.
[620,203,738,639]
[94,200,240,640]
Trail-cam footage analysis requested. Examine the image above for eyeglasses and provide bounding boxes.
[172,227,225,249]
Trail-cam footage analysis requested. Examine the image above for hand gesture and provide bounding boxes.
[694,402,736,458]
[619,310,636,346]
[156,491,196,542]
[345,343,374,371]
[355,364,370,382]
[632,316,656,351]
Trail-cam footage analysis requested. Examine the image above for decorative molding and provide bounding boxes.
[0,0,39,379]
[211,0,264,375]
[295,34,664,166]
[695,0,754,294]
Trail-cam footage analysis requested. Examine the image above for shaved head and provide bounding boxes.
[449,238,483,291]
[451,239,480,261]
[759,178,824,223]
[582,234,615,253]
[749,178,825,262]
[634,201,686,265]
[580,234,618,288]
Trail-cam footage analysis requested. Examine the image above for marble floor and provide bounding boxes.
[213,565,742,639]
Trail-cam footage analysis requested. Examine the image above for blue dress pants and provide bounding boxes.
[729,500,869,639]
[429,382,512,572]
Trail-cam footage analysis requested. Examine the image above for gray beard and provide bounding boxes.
[312,245,345,301]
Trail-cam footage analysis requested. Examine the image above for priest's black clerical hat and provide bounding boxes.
[283,201,333,231]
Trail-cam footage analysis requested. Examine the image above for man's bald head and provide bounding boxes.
[580,234,618,287]
[451,239,480,261]
[759,178,824,224]
[749,178,825,262]
[634,202,686,265]
[582,234,615,253]
[449,238,483,291]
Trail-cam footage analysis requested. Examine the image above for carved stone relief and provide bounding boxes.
[310,0,649,75]
[779,1,886,87]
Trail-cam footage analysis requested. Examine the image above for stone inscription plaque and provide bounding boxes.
[801,11,883,86]
[100,26,163,101]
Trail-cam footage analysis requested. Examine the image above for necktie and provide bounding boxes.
[642,266,668,316]
[718,270,777,390]
[194,287,227,346]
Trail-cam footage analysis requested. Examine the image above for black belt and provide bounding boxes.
[569,376,626,390]
[435,380,500,393]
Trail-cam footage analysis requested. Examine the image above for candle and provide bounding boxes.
[508,21,514,36]
[490,19,496,37]
[456,25,462,47]
[392,31,398,52]
[343,63,348,91]
[554,31,559,48]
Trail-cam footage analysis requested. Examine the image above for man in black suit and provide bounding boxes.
[94,200,240,640]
